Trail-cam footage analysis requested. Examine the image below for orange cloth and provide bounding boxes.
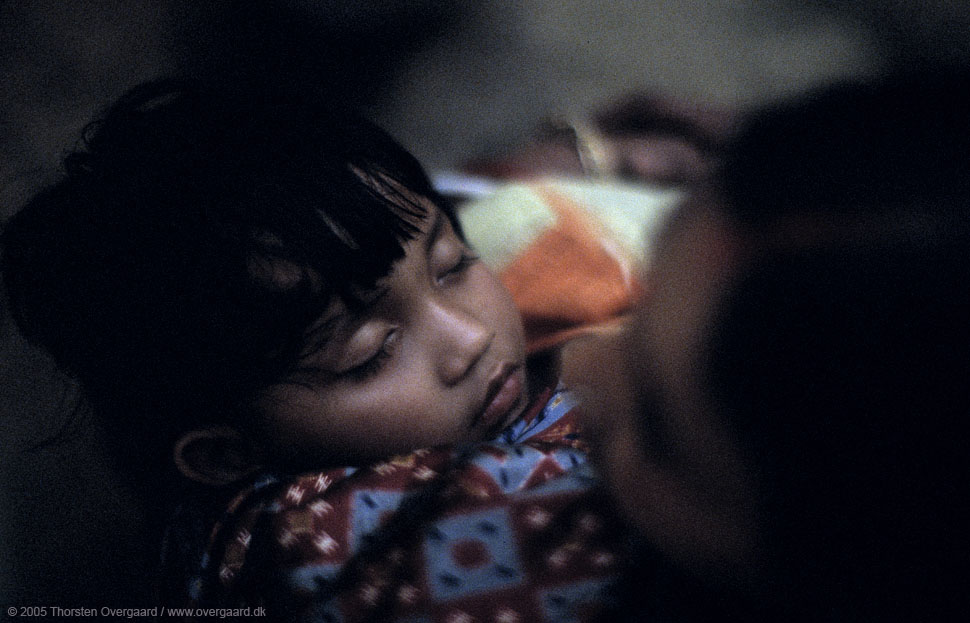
[500,186,643,352]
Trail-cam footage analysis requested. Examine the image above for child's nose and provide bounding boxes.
[427,300,493,385]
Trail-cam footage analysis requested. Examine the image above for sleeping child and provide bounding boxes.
[1,79,626,621]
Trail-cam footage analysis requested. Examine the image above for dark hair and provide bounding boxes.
[704,67,970,619]
[1,78,457,484]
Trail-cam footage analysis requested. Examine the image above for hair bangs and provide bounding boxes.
[234,159,433,382]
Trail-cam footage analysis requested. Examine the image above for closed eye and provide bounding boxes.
[437,250,479,285]
[344,329,398,381]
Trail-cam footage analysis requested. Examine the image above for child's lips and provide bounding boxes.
[477,364,525,431]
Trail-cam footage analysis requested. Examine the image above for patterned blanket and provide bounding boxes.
[163,387,629,622]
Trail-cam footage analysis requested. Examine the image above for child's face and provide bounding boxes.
[256,203,529,467]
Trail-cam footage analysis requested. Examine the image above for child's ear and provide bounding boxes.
[173,426,263,486]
